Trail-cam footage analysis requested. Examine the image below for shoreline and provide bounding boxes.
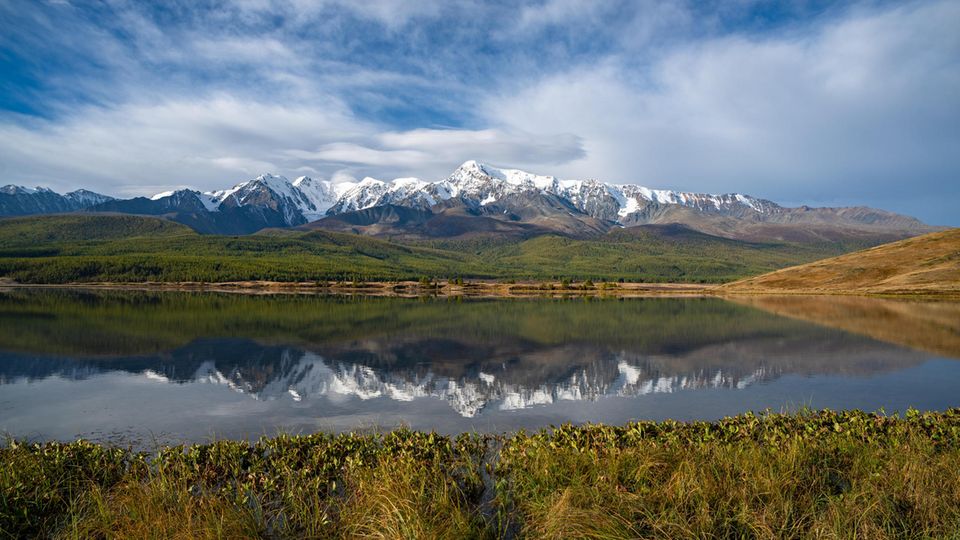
[0,279,718,298]
[2,278,959,299]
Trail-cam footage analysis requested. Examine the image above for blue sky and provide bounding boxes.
[1,0,958,224]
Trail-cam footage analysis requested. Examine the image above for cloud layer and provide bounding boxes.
[0,0,957,223]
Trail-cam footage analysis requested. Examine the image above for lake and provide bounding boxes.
[1,288,958,446]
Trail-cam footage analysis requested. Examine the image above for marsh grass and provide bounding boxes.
[3,410,960,539]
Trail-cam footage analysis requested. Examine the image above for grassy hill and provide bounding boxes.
[0,214,880,284]
[455,225,861,283]
[0,215,484,283]
[0,213,193,248]
[724,228,960,295]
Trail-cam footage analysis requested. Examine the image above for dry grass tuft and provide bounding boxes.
[60,479,259,539]
[336,457,488,539]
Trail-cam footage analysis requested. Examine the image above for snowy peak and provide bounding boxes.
[326,176,440,214]
[463,161,560,190]
[1,185,43,195]
[65,189,114,207]
[150,189,218,212]
[292,176,340,221]
[208,174,313,227]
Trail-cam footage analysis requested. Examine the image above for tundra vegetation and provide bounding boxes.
[3,409,960,539]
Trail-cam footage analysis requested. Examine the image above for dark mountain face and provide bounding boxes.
[86,193,292,235]
[90,192,206,215]
[321,204,434,228]
[0,185,113,216]
[305,204,556,240]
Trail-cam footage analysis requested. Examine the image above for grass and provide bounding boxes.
[3,410,960,539]
[726,228,960,295]
[0,214,868,284]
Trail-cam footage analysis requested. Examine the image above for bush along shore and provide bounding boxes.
[3,409,960,539]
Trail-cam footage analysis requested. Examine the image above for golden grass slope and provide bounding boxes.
[725,228,960,295]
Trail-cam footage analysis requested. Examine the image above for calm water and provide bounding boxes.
[1,289,958,445]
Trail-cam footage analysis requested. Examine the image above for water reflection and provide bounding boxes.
[0,289,957,443]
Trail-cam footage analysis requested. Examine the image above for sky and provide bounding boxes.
[0,0,958,225]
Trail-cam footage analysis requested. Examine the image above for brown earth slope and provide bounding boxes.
[724,228,960,295]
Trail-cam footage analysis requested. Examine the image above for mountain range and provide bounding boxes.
[0,161,937,240]
[0,185,114,215]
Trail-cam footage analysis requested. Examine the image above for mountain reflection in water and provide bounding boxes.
[0,289,957,443]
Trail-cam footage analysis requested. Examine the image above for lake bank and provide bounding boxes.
[4,410,959,538]
[0,278,716,297]
[3,278,960,298]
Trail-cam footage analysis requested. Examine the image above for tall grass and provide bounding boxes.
[3,410,959,539]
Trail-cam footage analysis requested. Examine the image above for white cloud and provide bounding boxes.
[0,96,584,194]
[190,37,299,65]
[286,144,430,168]
[1,0,957,224]
[484,0,960,222]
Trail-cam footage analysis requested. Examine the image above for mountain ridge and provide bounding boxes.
[1,161,938,240]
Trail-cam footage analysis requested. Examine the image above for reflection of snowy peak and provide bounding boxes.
[189,350,776,418]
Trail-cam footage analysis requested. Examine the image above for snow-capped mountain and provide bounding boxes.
[64,189,115,207]
[209,173,315,227]
[305,161,930,239]
[326,177,442,214]
[150,189,219,211]
[313,160,780,224]
[148,174,344,226]
[125,161,780,229]
[1,161,932,237]
[0,184,114,216]
[291,176,344,221]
